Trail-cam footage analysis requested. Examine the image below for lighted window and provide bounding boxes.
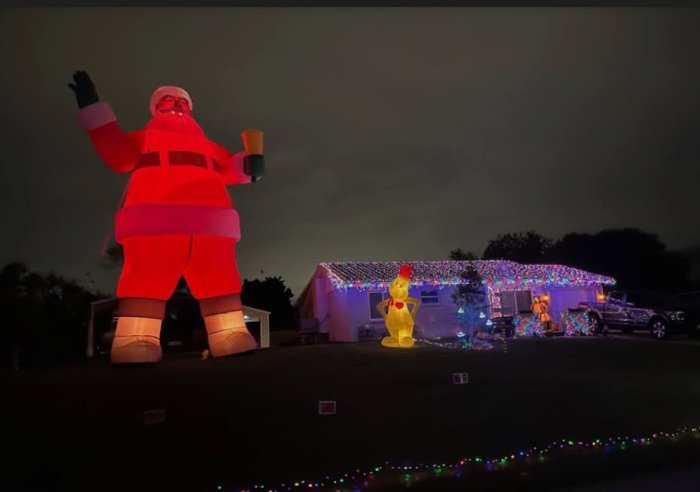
[497,290,532,316]
[369,291,390,320]
[420,289,439,305]
[515,291,533,312]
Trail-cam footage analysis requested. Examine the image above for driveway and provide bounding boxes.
[605,331,700,346]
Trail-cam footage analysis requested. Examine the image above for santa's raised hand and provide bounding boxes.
[68,70,99,109]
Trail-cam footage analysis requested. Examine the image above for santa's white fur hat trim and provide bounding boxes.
[149,86,193,115]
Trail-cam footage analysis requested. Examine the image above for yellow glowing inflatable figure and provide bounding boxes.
[376,265,420,348]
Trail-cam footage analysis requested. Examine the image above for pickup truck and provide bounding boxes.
[578,290,686,340]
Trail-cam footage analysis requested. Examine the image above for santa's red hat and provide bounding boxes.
[149,86,193,115]
[398,264,413,280]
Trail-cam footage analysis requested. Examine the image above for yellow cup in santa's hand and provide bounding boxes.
[241,128,264,155]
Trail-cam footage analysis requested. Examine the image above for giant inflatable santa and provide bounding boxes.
[69,71,265,364]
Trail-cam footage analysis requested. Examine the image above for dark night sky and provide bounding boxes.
[1,7,699,298]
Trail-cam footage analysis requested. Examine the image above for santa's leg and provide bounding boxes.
[111,310,164,364]
[201,297,257,357]
[112,235,190,364]
[185,235,257,357]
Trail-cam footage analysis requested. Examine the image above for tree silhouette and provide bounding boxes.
[0,262,106,367]
[483,231,552,264]
[99,241,123,269]
[548,228,691,292]
[455,228,692,294]
[449,248,479,260]
[451,263,488,342]
[241,276,297,331]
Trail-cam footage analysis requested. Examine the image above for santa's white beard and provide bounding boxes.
[144,112,206,137]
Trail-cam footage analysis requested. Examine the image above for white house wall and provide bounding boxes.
[411,287,464,339]
[348,286,465,340]
[328,288,353,342]
[313,274,331,334]
[547,286,598,320]
[344,288,374,341]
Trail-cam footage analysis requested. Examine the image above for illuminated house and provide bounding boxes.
[296,260,615,342]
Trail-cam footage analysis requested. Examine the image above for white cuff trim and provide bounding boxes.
[76,101,116,131]
[230,151,252,183]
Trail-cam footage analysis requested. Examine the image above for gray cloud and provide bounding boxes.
[1,8,699,297]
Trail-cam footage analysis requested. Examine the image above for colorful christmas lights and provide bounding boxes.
[514,313,543,337]
[561,310,592,336]
[416,337,473,350]
[231,425,700,492]
[319,261,615,292]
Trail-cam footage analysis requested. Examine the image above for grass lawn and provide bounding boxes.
[3,335,700,492]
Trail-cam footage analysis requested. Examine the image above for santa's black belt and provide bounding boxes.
[136,151,220,170]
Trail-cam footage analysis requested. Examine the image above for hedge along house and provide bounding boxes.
[296,260,616,342]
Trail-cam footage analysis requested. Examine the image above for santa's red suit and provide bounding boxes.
[77,87,259,363]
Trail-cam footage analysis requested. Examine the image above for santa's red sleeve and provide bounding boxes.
[75,102,142,173]
[209,139,252,185]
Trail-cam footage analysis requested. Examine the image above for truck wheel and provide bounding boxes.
[588,313,602,334]
[649,318,671,340]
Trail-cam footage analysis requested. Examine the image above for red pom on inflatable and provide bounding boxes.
[398,264,413,280]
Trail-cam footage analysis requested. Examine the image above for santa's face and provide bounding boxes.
[156,95,191,116]
[146,96,204,137]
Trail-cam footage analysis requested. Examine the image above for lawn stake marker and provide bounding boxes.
[143,407,166,426]
[318,400,336,415]
[452,373,469,384]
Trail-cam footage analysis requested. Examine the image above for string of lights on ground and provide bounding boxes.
[226,424,700,492]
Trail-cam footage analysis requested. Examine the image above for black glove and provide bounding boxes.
[68,70,99,109]
[244,154,265,182]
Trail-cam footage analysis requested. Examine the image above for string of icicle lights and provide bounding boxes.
[319,261,615,291]
[224,424,700,492]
